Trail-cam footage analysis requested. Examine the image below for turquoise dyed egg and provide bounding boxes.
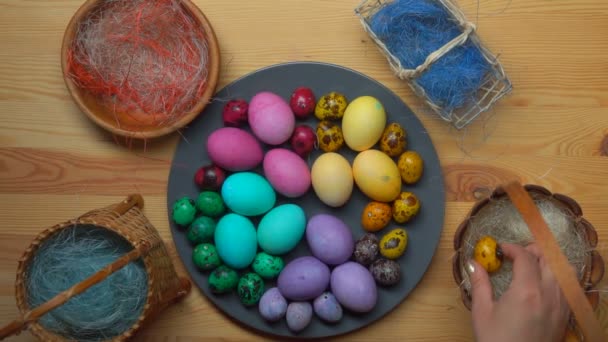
[257,204,306,255]
[252,252,284,279]
[221,172,276,216]
[214,213,258,269]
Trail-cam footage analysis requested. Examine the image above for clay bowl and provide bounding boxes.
[61,0,221,139]
[452,184,604,340]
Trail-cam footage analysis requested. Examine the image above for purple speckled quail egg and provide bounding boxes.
[258,287,288,322]
[313,292,343,323]
[286,302,313,333]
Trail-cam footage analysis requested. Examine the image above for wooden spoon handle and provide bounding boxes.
[0,240,153,340]
[503,181,605,342]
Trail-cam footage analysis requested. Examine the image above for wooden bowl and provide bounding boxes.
[61,0,221,139]
[452,184,604,340]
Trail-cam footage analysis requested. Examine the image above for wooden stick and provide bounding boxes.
[0,241,152,340]
[503,181,605,342]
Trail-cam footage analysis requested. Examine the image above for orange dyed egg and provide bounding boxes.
[361,202,392,232]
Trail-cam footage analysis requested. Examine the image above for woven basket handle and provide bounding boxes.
[114,193,145,215]
[503,181,606,341]
[0,194,150,340]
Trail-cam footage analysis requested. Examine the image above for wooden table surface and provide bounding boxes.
[1,0,607,340]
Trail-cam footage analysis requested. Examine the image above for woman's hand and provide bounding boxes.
[468,243,570,342]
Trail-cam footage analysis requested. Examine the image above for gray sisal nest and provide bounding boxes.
[452,185,603,307]
[460,193,587,298]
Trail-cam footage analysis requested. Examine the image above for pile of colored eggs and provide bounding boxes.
[172,86,426,333]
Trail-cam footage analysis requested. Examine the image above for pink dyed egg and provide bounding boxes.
[206,127,263,171]
[263,148,311,198]
[248,92,295,145]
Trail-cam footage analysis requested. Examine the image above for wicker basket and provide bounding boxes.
[452,185,605,340]
[355,0,512,129]
[4,194,191,341]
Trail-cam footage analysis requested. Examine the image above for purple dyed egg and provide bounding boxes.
[258,287,288,322]
[286,302,313,333]
[313,292,343,323]
[306,214,354,265]
[277,256,330,301]
[330,261,377,313]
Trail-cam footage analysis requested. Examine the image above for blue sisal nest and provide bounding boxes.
[356,0,512,128]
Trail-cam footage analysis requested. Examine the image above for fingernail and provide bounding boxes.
[466,260,475,275]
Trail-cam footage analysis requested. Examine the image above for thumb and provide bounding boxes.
[467,259,494,318]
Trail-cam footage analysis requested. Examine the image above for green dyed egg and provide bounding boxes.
[252,252,284,279]
[195,191,225,217]
[187,216,216,245]
[214,214,258,269]
[192,243,221,271]
[221,172,276,216]
[257,204,306,255]
[172,197,197,226]
[208,265,239,294]
[238,272,265,306]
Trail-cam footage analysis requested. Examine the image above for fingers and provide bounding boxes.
[500,243,542,286]
[526,243,572,324]
[467,259,494,319]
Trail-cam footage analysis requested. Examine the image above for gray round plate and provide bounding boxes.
[167,62,445,339]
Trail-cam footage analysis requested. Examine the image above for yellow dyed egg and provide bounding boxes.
[379,123,407,157]
[342,96,387,151]
[397,151,423,184]
[392,191,420,224]
[474,236,503,273]
[316,120,344,152]
[311,152,353,207]
[379,228,408,259]
[315,92,348,120]
[352,150,401,202]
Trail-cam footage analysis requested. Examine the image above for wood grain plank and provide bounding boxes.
[1,0,607,340]
[2,148,607,210]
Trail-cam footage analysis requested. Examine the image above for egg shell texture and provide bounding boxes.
[206,127,263,171]
[311,152,353,207]
[342,96,387,151]
[306,214,354,265]
[277,256,330,301]
[257,204,306,255]
[258,287,288,322]
[263,148,311,198]
[330,261,378,313]
[248,91,295,145]
[252,252,284,279]
[221,172,276,216]
[352,149,401,202]
[313,292,343,323]
[214,214,258,269]
[286,302,313,333]
[208,265,239,294]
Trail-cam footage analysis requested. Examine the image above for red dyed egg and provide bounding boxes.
[290,125,316,158]
[290,87,316,119]
[194,164,226,191]
[222,99,249,127]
